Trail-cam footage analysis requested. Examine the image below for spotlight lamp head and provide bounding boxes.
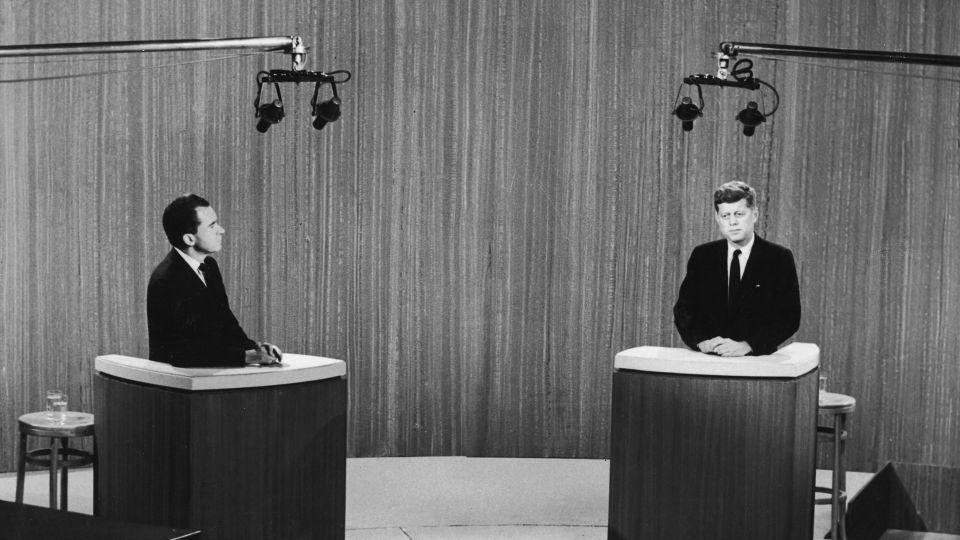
[735,101,765,136]
[311,80,342,130]
[254,73,285,133]
[312,97,341,130]
[256,99,285,133]
[673,83,705,133]
[674,97,702,132]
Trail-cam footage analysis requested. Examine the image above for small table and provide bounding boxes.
[16,411,96,511]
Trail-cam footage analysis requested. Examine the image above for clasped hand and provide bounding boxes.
[245,341,283,365]
[697,337,752,357]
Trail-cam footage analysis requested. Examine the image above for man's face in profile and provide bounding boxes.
[190,205,225,255]
[715,199,757,246]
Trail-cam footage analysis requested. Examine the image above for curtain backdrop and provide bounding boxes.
[0,1,957,482]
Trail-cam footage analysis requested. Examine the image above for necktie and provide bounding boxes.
[197,262,208,286]
[729,249,741,313]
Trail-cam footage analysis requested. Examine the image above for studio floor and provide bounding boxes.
[0,457,872,539]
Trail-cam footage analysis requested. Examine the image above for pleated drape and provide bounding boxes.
[0,0,957,477]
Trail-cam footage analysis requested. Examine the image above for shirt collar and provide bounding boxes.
[727,233,755,257]
[174,247,206,272]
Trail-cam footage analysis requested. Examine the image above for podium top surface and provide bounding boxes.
[615,342,819,378]
[95,354,346,391]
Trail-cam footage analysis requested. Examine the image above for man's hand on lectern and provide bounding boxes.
[244,342,283,365]
[712,338,752,357]
[698,337,723,354]
[244,348,271,365]
[259,341,283,362]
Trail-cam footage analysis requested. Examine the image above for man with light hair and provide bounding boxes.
[673,181,800,356]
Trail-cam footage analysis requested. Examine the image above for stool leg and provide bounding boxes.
[93,436,99,516]
[15,432,27,503]
[60,437,69,511]
[831,414,842,540]
[837,414,848,540]
[49,437,59,509]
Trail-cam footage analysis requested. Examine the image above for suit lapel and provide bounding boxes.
[168,249,207,292]
[740,235,766,285]
[716,241,731,313]
[203,258,228,300]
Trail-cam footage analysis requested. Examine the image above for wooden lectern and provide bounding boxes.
[607,343,820,540]
[93,354,347,540]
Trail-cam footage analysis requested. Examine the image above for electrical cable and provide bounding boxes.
[730,58,780,117]
[0,51,265,83]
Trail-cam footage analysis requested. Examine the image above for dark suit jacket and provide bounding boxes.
[147,249,256,367]
[673,235,801,355]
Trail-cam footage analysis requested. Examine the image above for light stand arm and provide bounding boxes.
[0,35,309,70]
[720,42,960,68]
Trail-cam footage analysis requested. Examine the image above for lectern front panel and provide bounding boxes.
[607,344,819,540]
[94,356,347,540]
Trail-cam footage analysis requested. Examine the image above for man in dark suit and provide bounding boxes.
[147,194,282,367]
[673,181,800,356]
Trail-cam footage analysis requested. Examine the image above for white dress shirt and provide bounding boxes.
[174,247,207,286]
[726,234,755,282]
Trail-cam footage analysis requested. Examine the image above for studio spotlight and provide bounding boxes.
[256,99,285,133]
[312,97,341,130]
[674,96,702,132]
[311,80,342,130]
[254,73,285,134]
[736,101,765,136]
[254,69,351,133]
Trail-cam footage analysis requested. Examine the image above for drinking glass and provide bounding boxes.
[52,393,68,424]
[45,390,63,420]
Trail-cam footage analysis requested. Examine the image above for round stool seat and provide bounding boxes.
[18,412,95,437]
[16,411,96,511]
[819,392,856,414]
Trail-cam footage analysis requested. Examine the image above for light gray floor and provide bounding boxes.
[0,456,873,539]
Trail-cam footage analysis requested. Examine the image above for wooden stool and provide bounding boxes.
[816,392,856,540]
[15,411,96,512]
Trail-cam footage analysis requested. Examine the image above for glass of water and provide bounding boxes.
[45,390,63,420]
[47,390,67,423]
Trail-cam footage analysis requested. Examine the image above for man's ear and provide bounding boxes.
[182,233,196,247]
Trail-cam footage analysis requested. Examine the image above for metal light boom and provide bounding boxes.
[0,34,355,132]
[720,42,960,68]
[0,35,309,70]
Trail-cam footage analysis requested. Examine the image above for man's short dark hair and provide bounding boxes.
[162,194,210,249]
[713,181,757,211]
